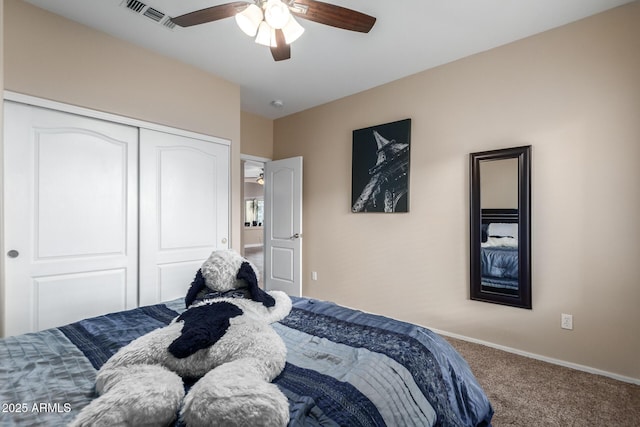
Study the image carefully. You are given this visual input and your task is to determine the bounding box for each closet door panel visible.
[3,102,138,337]
[34,269,127,331]
[156,261,203,303]
[139,129,229,306]
[37,128,127,258]
[158,147,218,249]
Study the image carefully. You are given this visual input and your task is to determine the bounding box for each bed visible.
[0,296,493,426]
[481,209,519,292]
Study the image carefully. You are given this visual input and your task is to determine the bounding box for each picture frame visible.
[351,118,411,213]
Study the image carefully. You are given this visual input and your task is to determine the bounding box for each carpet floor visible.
[446,337,640,426]
[244,246,264,285]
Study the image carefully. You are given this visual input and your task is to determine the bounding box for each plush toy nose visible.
[169,302,243,358]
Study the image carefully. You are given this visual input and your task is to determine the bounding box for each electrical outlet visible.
[561,313,573,330]
[311,271,318,281]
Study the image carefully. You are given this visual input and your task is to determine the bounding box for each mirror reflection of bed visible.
[481,209,519,295]
[479,155,519,296]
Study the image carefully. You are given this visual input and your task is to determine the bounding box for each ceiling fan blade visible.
[291,0,376,33]
[172,2,250,27]
[271,29,291,61]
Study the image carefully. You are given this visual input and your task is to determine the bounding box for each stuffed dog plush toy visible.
[71,249,292,427]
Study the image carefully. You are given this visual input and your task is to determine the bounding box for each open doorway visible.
[242,158,266,285]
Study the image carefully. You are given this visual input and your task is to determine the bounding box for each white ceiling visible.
[244,160,263,179]
[24,0,633,119]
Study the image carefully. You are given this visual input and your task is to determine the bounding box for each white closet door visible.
[139,129,229,306]
[3,102,138,336]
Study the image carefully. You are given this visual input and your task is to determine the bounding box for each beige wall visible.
[2,0,242,249]
[239,111,272,252]
[274,2,640,380]
[241,110,274,159]
[244,181,265,199]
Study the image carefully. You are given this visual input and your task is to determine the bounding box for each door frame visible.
[240,154,270,257]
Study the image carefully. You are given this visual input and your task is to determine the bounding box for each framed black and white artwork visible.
[351,118,411,213]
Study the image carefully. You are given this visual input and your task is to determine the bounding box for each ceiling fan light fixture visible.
[235,4,263,37]
[172,0,376,61]
[264,0,291,29]
[255,21,276,47]
[281,15,305,44]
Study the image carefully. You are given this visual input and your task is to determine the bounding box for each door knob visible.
[221,238,228,245]
[290,233,301,239]
[7,250,19,258]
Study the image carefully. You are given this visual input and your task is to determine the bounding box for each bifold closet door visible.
[3,102,139,337]
[138,129,230,306]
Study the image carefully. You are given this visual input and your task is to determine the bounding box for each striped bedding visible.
[0,297,493,426]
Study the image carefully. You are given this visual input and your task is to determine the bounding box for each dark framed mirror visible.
[470,145,531,309]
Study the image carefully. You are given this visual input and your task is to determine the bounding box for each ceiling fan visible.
[172,0,376,61]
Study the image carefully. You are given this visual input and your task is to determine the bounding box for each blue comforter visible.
[0,297,493,426]
[481,246,519,290]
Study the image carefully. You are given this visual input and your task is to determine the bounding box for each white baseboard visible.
[431,328,640,385]
[243,244,263,249]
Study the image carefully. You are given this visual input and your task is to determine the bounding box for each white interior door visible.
[3,102,138,336]
[139,129,229,305]
[264,156,303,296]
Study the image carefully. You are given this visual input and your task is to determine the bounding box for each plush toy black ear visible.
[185,269,206,308]
[237,261,275,307]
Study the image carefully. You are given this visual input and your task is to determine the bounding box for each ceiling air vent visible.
[162,19,176,30]
[143,7,164,22]
[125,0,145,13]
[121,0,175,30]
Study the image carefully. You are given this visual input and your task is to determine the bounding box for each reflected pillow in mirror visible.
[482,236,518,248]
[487,223,518,238]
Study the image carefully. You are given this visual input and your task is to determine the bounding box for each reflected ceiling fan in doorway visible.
[172,0,376,61]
